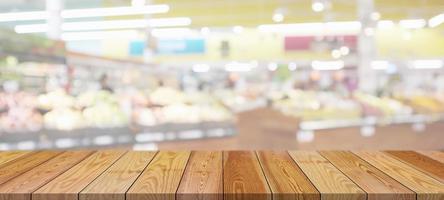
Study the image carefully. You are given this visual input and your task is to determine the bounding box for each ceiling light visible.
[268,62,278,71]
[0,11,47,22]
[272,13,284,23]
[340,46,350,55]
[331,49,341,59]
[192,64,210,73]
[312,2,325,12]
[371,60,390,70]
[377,20,394,29]
[370,12,381,21]
[61,30,140,41]
[411,60,443,69]
[61,5,169,18]
[399,19,426,29]
[311,60,344,70]
[257,21,361,36]
[225,62,253,72]
[288,62,297,71]
[429,13,444,28]
[233,26,244,34]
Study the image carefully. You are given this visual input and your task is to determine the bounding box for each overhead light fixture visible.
[192,64,210,73]
[257,21,361,36]
[399,19,426,29]
[371,60,390,70]
[429,13,444,28]
[331,49,341,59]
[272,13,284,23]
[225,62,253,72]
[15,17,191,33]
[411,60,443,69]
[233,26,244,34]
[0,5,170,22]
[61,30,140,41]
[151,28,192,38]
[311,60,344,70]
[312,2,325,12]
[377,20,394,29]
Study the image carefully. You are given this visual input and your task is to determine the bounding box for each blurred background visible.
[0,0,443,150]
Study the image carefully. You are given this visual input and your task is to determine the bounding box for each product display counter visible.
[0,151,443,200]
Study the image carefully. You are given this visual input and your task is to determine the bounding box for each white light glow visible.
[377,20,394,29]
[399,19,426,29]
[272,13,284,22]
[61,30,140,41]
[0,5,169,22]
[288,62,297,71]
[312,2,325,12]
[257,21,361,36]
[311,60,344,70]
[225,62,253,72]
[364,27,375,36]
[233,26,244,34]
[371,60,390,70]
[340,46,350,55]
[331,49,341,59]
[200,27,210,35]
[150,28,192,38]
[411,60,443,69]
[268,62,278,71]
[192,64,210,73]
[370,12,381,21]
[429,13,444,28]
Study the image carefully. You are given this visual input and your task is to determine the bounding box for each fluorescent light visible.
[272,13,284,22]
[371,60,390,70]
[61,30,140,41]
[399,19,426,29]
[377,20,394,29]
[0,11,47,22]
[61,5,169,18]
[312,2,325,12]
[0,5,169,22]
[257,21,361,35]
[311,60,344,70]
[15,17,191,34]
[411,60,443,69]
[225,62,253,72]
[151,28,192,38]
[192,64,210,73]
[429,13,444,28]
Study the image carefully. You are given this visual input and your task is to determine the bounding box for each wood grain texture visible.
[288,151,366,200]
[257,151,319,200]
[32,150,126,200]
[223,151,271,200]
[79,151,157,200]
[386,151,444,183]
[417,151,444,164]
[127,151,191,200]
[0,151,29,166]
[0,151,61,185]
[0,151,93,200]
[320,151,415,200]
[354,151,444,200]
[177,151,223,200]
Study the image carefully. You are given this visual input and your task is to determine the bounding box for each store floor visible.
[155,108,444,150]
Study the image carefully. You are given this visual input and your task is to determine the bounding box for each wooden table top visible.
[0,151,443,200]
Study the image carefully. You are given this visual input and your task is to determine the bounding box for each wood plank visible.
[288,151,366,200]
[223,151,271,200]
[354,151,444,200]
[320,151,415,200]
[417,151,444,163]
[79,151,157,200]
[127,151,191,200]
[386,151,444,183]
[32,150,126,200]
[177,151,223,200]
[0,151,61,185]
[0,151,93,200]
[0,151,30,166]
[256,151,319,200]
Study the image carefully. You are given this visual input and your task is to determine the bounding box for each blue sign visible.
[129,40,145,56]
[157,39,205,54]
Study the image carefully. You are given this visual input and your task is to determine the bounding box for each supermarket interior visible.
[0,0,444,151]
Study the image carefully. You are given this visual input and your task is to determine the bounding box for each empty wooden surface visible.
[257,151,319,200]
[33,150,126,200]
[289,151,366,200]
[0,151,443,200]
[80,151,157,200]
[386,151,444,182]
[127,151,191,200]
[224,151,271,200]
[354,151,444,200]
[417,151,444,163]
[177,151,223,200]
[320,151,415,200]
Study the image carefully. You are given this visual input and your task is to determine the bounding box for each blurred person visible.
[99,74,113,92]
